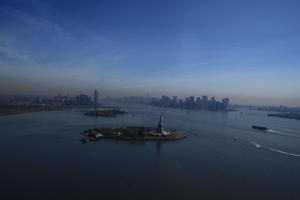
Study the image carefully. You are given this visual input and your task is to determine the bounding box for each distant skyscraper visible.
[222,98,230,109]
[210,97,217,110]
[211,97,216,102]
[196,97,201,109]
[190,96,195,102]
[76,94,91,105]
[94,90,99,108]
[172,96,178,104]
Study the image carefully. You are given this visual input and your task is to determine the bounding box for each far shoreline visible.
[0,105,120,116]
[0,105,64,116]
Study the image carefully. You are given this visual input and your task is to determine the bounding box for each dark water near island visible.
[1,101,300,200]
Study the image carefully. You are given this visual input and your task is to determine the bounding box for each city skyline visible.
[150,95,230,111]
[1,0,300,106]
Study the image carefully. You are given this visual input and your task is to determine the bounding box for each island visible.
[81,114,187,142]
[84,109,128,117]
[267,113,300,120]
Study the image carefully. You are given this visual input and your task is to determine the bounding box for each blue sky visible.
[0,0,300,106]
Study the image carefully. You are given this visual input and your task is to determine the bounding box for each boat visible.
[252,125,268,131]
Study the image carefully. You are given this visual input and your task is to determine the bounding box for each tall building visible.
[172,96,178,107]
[196,97,201,109]
[94,90,99,108]
[172,96,178,103]
[222,98,230,109]
[202,96,208,103]
[210,97,217,110]
[190,96,195,102]
[76,94,92,105]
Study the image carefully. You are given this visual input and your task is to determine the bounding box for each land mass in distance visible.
[84,109,128,117]
[81,127,186,142]
[268,113,300,120]
[0,105,63,116]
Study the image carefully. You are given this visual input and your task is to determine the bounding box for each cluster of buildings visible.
[53,90,100,106]
[150,95,230,111]
[119,96,150,104]
[53,94,92,105]
[0,95,43,106]
[0,90,100,107]
[235,104,300,113]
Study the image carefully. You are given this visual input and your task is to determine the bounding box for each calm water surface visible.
[1,102,300,199]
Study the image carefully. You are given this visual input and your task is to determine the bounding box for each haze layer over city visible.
[0,0,300,106]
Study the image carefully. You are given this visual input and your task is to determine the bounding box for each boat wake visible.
[267,129,300,139]
[250,141,300,158]
[250,141,261,148]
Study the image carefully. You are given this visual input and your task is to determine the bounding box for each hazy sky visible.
[0,0,300,106]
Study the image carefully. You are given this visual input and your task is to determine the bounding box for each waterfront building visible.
[94,90,99,108]
[190,96,195,102]
[172,96,178,106]
[222,98,230,109]
[210,97,216,110]
[76,94,92,105]
[202,96,208,103]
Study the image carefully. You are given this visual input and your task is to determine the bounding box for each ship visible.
[252,125,268,131]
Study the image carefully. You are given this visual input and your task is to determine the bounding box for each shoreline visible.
[82,127,187,142]
[267,113,300,120]
[84,109,128,117]
[0,105,122,116]
[0,105,63,116]
[87,134,187,141]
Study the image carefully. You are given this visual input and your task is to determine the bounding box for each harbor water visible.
[1,102,300,199]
